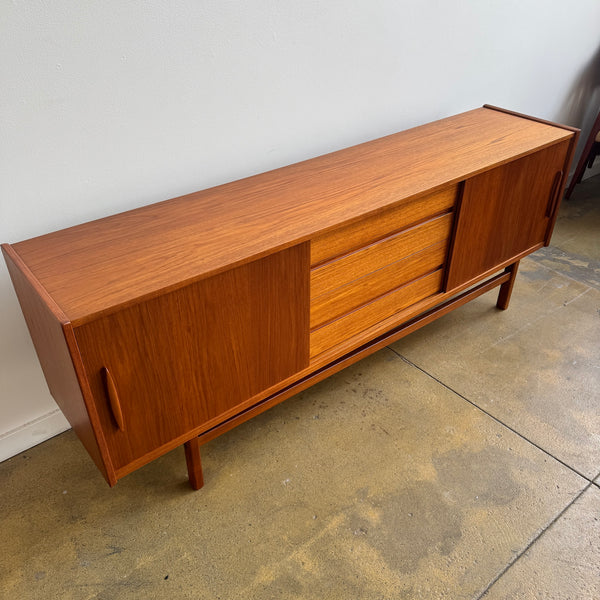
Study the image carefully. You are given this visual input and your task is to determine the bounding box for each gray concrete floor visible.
[1,177,599,600]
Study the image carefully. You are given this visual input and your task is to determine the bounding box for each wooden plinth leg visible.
[496,261,520,310]
[184,437,204,490]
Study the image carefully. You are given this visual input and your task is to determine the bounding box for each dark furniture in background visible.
[566,107,600,198]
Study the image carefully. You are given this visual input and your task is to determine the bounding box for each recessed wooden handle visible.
[102,367,125,431]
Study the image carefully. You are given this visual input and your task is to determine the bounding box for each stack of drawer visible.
[309,184,459,358]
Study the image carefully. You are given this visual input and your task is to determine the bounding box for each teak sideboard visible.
[2,106,578,490]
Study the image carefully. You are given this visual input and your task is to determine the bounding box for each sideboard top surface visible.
[8,106,573,324]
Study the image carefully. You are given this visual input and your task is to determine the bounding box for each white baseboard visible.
[0,409,71,463]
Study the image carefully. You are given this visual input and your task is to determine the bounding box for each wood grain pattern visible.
[310,184,457,266]
[311,241,448,329]
[445,140,570,290]
[310,252,534,369]
[194,269,514,450]
[2,107,578,489]
[110,243,538,482]
[311,213,453,300]
[73,245,309,471]
[10,107,573,324]
[310,269,443,357]
[1,244,116,485]
[483,105,580,134]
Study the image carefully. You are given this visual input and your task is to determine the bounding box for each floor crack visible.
[389,347,594,483]
[474,482,593,599]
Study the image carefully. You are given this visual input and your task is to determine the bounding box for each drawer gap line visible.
[310,208,454,270]
[310,240,448,303]
[310,266,445,333]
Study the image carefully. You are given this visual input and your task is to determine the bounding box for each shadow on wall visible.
[557,44,600,172]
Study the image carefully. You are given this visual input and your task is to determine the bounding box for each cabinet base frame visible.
[183,264,514,489]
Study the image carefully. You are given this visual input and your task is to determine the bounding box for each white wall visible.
[2,1,600,460]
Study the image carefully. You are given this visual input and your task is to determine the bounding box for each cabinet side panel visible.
[2,244,114,484]
[544,130,579,245]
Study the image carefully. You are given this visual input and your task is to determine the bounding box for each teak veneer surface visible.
[310,241,448,329]
[311,212,453,299]
[446,139,570,288]
[310,269,444,357]
[310,184,457,266]
[10,107,572,324]
[74,245,309,469]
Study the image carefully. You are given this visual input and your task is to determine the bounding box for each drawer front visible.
[311,240,447,329]
[311,184,458,266]
[311,212,453,300]
[310,269,443,357]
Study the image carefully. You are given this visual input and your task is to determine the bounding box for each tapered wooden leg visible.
[184,437,204,490]
[496,261,520,310]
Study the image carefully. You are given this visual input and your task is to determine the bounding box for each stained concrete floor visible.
[1,178,599,600]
